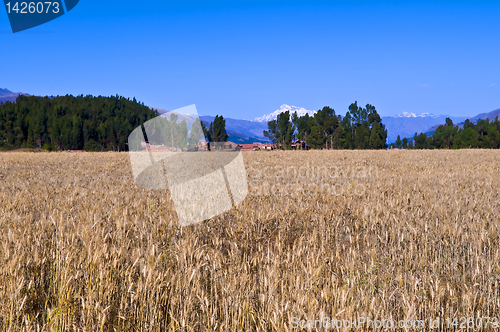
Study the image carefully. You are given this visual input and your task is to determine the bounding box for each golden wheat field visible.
[0,150,499,331]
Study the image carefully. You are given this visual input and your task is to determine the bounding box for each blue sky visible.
[1,0,499,119]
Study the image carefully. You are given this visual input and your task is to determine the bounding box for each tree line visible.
[0,94,158,151]
[396,116,500,149]
[0,94,232,152]
[264,102,388,149]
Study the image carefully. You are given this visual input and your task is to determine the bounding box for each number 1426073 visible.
[5,2,60,14]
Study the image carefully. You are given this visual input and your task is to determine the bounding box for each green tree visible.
[313,106,340,149]
[200,120,211,142]
[395,135,402,149]
[295,113,315,141]
[445,117,454,127]
[414,132,427,149]
[276,111,293,149]
[264,111,293,149]
[71,115,83,149]
[209,115,229,142]
[306,125,325,149]
[263,120,278,144]
[340,113,353,149]
[354,123,370,149]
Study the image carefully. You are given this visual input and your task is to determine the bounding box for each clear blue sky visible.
[1,0,499,119]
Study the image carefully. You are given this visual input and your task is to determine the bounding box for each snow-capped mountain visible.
[394,112,439,118]
[254,104,316,122]
[383,114,467,143]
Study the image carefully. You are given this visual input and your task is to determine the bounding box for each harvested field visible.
[0,150,499,331]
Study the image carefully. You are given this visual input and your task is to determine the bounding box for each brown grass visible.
[0,150,499,331]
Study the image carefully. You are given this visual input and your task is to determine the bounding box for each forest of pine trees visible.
[264,102,388,149]
[0,94,158,151]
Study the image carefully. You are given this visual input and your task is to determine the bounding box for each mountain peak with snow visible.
[394,112,440,118]
[254,104,316,122]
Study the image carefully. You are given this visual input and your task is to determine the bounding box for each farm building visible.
[198,142,240,151]
[238,143,276,151]
[140,142,181,152]
[214,141,240,150]
[291,140,309,150]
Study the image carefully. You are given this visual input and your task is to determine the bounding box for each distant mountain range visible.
[252,105,470,144]
[216,105,499,145]
[2,89,498,145]
[423,108,500,137]
[199,116,269,144]
[150,109,270,144]
[393,112,440,118]
[201,104,316,143]
[228,105,472,145]
[382,113,468,143]
[0,88,29,103]
[254,104,316,122]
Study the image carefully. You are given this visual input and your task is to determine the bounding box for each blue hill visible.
[199,116,270,144]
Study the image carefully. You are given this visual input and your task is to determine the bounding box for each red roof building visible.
[291,140,309,150]
[238,142,276,151]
